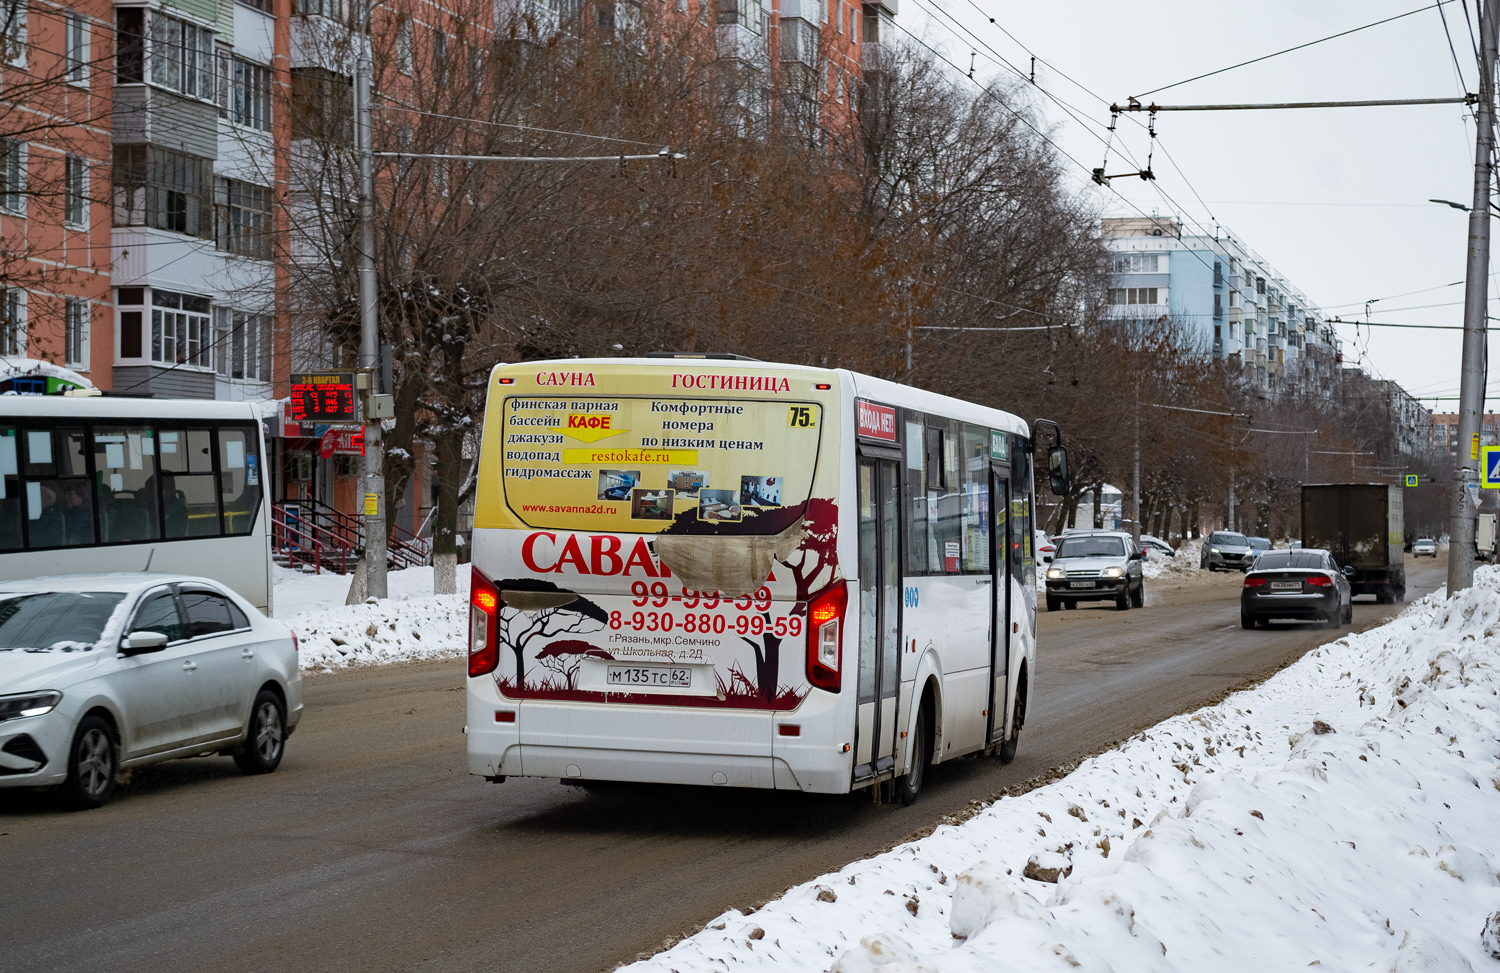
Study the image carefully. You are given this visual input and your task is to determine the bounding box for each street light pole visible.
[1448,0,1499,596]
[355,0,387,600]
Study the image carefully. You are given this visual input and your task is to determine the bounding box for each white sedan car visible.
[0,574,302,809]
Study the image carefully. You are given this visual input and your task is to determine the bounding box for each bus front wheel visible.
[897,700,933,806]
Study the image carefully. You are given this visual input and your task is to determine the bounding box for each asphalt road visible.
[0,554,1447,973]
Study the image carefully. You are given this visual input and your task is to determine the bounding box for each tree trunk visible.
[432,427,463,595]
[1092,483,1103,528]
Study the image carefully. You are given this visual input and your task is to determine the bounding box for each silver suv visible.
[1201,531,1255,572]
[1044,530,1145,612]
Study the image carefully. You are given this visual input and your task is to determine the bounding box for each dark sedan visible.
[1241,549,1352,629]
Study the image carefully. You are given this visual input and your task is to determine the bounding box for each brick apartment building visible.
[2,0,894,524]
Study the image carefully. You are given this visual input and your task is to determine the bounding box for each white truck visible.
[1477,513,1497,562]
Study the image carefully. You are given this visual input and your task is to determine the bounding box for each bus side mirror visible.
[1047,445,1070,497]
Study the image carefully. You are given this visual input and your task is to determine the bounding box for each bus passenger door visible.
[854,456,901,781]
[987,470,1011,744]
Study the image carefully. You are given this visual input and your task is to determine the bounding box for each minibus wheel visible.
[897,699,933,806]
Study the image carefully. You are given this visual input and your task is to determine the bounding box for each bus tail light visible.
[806,582,848,692]
[469,568,501,677]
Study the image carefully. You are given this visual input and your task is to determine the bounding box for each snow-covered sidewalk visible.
[628,571,1500,972]
[273,564,469,671]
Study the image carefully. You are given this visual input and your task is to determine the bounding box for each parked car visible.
[0,574,303,809]
[1034,530,1057,564]
[1246,536,1272,556]
[1141,534,1175,558]
[1240,549,1353,629]
[1201,531,1256,572]
[1412,538,1438,558]
[1044,529,1145,612]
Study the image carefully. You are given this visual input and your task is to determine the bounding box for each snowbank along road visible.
[0,555,1447,973]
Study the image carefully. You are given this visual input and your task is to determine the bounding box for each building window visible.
[1107,287,1160,306]
[64,156,87,226]
[1110,252,1163,274]
[65,12,88,83]
[0,138,24,214]
[294,0,339,17]
[64,298,89,368]
[218,179,272,259]
[730,0,764,33]
[150,289,212,368]
[222,56,271,131]
[212,307,271,380]
[0,288,22,355]
[148,11,215,100]
[1212,293,1222,316]
[290,67,352,140]
[835,0,842,31]
[113,146,213,239]
[3,0,26,67]
[396,18,412,74]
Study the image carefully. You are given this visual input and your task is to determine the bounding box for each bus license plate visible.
[607,665,692,688]
[1069,581,1095,589]
[1271,581,1301,591]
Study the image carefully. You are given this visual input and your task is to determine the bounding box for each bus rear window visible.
[500,396,823,535]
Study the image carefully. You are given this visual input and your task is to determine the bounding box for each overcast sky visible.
[908,0,1488,410]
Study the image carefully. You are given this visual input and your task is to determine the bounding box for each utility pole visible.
[1132,382,1142,549]
[1448,0,1499,596]
[355,0,387,600]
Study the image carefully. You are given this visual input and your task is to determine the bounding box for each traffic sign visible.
[1483,446,1500,488]
[1405,474,1419,487]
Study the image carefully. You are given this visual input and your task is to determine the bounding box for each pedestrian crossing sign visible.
[1405,474,1418,487]
[1484,446,1500,488]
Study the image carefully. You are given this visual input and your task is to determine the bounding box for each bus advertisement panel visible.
[472,365,841,722]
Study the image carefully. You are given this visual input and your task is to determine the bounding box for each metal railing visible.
[273,498,432,571]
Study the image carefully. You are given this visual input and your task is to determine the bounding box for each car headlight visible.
[1047,568,1064,580]
[1210,547,1219,554]
[0,691,63,722]
[1104,566,1123,578]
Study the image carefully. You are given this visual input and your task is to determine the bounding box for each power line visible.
[1131,2,1458,99]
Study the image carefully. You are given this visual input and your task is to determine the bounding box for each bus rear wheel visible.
[897,700,932,806]
[998,667,1027,765]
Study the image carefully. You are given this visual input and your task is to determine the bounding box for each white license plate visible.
[1069,581,1096,589]
[1270,581,1301,591]
[607,665,692,688]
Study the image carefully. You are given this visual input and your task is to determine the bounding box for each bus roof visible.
[491,358,1031,439]
[0,397,266,422]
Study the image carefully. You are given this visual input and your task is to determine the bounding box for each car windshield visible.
[1247,538,1271,550]
[1057,536,1127,558]
[1253,552,1328,571]
[0,592,126,653]
[1210,532,1248,547]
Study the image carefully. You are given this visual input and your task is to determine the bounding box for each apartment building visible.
[1,0,115,386]
[1100,217,1344,398]
[1430,412,1500,463]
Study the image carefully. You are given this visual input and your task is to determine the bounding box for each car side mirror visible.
[122,631,169,655]
[1341,565,1355,577]
[1132,549,1144,560]
[1047,444,1070,497]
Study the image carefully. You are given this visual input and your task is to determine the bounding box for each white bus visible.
[0,397,272,613]
[465,358,1068,802]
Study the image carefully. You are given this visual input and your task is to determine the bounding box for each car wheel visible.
[1344,601,1354,624]
[1395,585,1405,603]
[1131,578,1145,608]
[1116,589,1130,610]
[896,699,932,806]
[62,715,117,810]
[234,690,286,775]
[1046,595,1060,612]
[1064,600,1077,610]
[1240,611,1256,630]
[1325,607,1342,629]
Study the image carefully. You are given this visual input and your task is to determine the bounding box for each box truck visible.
[1301,484,1405,604]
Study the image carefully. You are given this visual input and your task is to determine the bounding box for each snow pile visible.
[275,564,470,671]
[628,570,1500,973]
[1142,537,1202,582]
[272,563,468,619]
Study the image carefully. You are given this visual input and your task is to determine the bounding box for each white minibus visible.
[465,357,1067,802]
[0,397,272,612]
